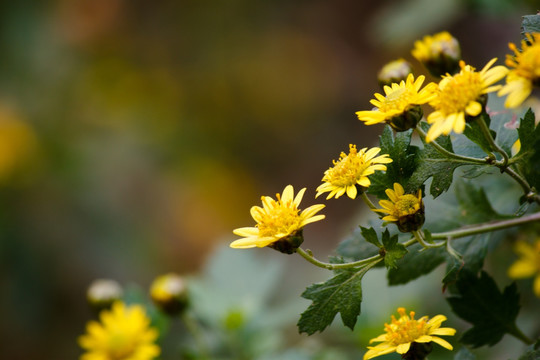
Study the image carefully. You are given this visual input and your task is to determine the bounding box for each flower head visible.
[316,145,392,200]
[78,301,160,360]
[231,185,325,253]
[425,58,508,142]
[150,273,189,315]
[364,307,456,360]
[412,31,461,77]
[498,33,540,108]
[377,58,413,88]
[86,279,123,312]
[373,183,424,232]
[508,238,540,297]
[356,74,436,131]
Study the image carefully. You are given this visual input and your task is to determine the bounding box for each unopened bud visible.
[412,31,461,77]
[86,279,123,312]
[150,273,189,315]
[378,59,413,89]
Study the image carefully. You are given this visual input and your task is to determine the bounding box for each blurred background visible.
[0,0,537,359]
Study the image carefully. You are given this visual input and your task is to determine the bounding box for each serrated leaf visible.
[447,271,522,348]
[368,125,419,198]
[462,115,493,156]
[381,228,407,269]
[407,123,465,198]
[360,226,382,248]
[387,243,446,285]
[454,179,511,223]
[516,109,540,190]
[297,262,378,334]
[336,227,381,261]
[522,14,540,35]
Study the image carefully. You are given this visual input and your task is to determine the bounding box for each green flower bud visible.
[268,230,304,254]
[388,105,424,132]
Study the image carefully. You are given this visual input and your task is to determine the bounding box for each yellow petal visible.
[430,336,454,350]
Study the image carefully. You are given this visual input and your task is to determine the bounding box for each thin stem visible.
[361,192,377,210]
[477,113,509,167]
[181,311,211,360]
[295,247,381,270]
[431,211,540,240]
[504,167,540,204]
[412,229,445,248]
[415,126,488,165]
[509,323,535,345]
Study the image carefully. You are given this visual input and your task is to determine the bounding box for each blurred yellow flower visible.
[356,74,436,131]
[426,58,508,142]
[377,58,413,88]
[316,145,392,200]
[373,183,424,232]
[150,273,189,315]
[78,301,160,360]
[231,185,325,251]
[498,33,540,108]
[364,307,456,360]
[411,31,461,77]
[508,239,540,297]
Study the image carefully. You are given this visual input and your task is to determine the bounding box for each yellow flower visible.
[412,31,461,77]
[150,273,189,315]
[498,33,540,108]
[425,58,508,142]
[231,185,325,253]
[377,58,413,88]
[508,239,540,297]
[316,145,392,200]
[78,301,160,360]
[356,74,436,131]
[364,307,456,360]
[373,183,424,232]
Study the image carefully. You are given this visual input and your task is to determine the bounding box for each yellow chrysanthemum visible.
[364,307,456,360]
[411,31,461,77]
[78,301,160,360]
[356,74,436,131]
[508,239,540,297]
[316,145,392,200]
[230,185,325,252]
[373,183,424,232]
[498,33,540,108]
[425,58,508,142]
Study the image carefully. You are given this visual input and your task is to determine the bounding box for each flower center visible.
[436,69,483,115]
[385,308,427,345]
[108,332,136,359]
[326,146,369,187]
[379,87,413,113]
[394,194,420,217]
[257,196,301,237]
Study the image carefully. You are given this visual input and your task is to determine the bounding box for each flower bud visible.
[268,230,304,254]
[388,105,424,132]
[412,31,461,77]
[377,59,413,89]
[86,279,123,312]
[150,273,189,315]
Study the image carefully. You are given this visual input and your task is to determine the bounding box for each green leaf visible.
[336,227,381,261]
[516,109,540,190]
[462,115,493,156]
[454,179,511,223]
[447,271,522,348]
[368,125,419,198]
[297,262,377,334]
[407,123,465,198]
[381,229,407,269]
[387,243,446,285]
[360,226,382,248]
[518,349,540,360]
[522,14,540,35]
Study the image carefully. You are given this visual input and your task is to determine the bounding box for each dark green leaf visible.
[381,228,407,269]
[516,109,540,190]
[298,263,377,334]
[454,179,511,223]
[522,14,540,36]
[368,125,419,198]
[447,271,521,348]
[407,123,465,198]
[360,226,382,248]
[336,227,381,261]
[518,349,540,360]
[462,115,493,156]
[454,347,476,360]
[387,243,446,285]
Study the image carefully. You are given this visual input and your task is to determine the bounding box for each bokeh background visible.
[0,0,538,359]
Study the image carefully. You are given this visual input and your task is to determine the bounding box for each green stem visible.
[504,167,540,204]
[477,113,509,167]
[508,323,535,345]
[415,126,487,165]
[361,192,377,210]
[181,311,211,360]
[297,212,540,270]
